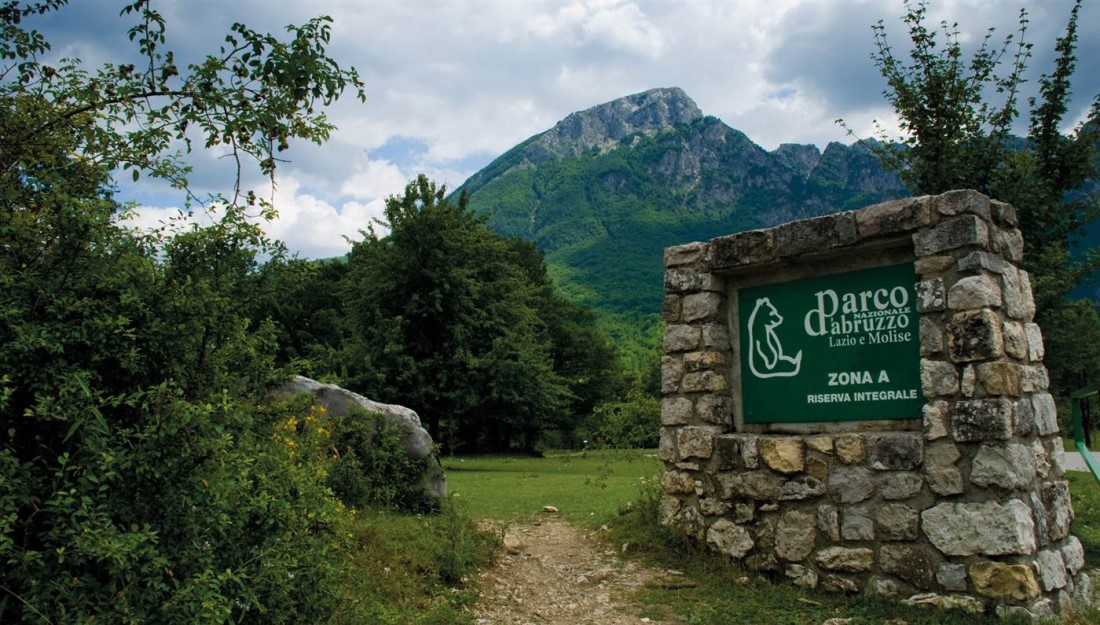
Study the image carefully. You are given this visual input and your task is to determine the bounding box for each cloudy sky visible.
[31,0,1100,258]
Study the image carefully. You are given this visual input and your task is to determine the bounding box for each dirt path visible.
[470,516,682,625]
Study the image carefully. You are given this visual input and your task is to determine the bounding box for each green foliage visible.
[585,383,661,449]
[851,0,1100,396]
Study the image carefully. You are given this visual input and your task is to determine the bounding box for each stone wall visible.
[660,190,1090,618]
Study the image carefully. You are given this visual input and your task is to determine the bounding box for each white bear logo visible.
[747,297,803,379]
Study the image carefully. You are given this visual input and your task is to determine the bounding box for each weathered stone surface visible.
[701,323,732,350]
[822,575,860,593]
[662,470,695,495]
[696,395,732,426]
[661,355,683,394]
[1041,481,1073,542]
[683,350,728,372]
[760,438,805,474]
[882,472,923,500]
[876,504,920,541]
[937,563,968,592]
[784,564,819,589]
[1002,267,1036,321]
[976,362,1021,397]
[708,229,776,270]
[923,400,950,441]
[276,376,446,498]
[665,267,723,293]
[1025,323,1045,362]
[681,371,729,393]
[662,497,705,540]
[1002,321,1027,360]
[948,274,1003,310]
[855,196,931,237]
[682,292,722,323]
[677,426,719,460]
[1037,549,1068,591]
[952,398,1013,442]
[881,544,938,589]
[661,397,693,426]
[925,442,964,495]
[658,428,677,461]
[922,500,1037,556]
[776,511,816,561]
[867,576,901,597]
[957,250,1010,274]
[934,189,992,220]
[913,214,989,256]
[718,470,783,501]
[971,443,1036,491]
[970,561,1041,600]
[740,435,759,469]
[991,199,1018,226]
[664,324,701,352]
[706,519,754,558]
[1062,536,1085,575]
[947,309,1003,362]
[665,242,705,267]
[828,465,875,503]
[1032,393,1058,437]
[920,318,944,356]
[902,593,984,614]
[915,278,946,312]
[841,506,874,541]
[915,254,955,277]
[960,365,976,397]
[869,433,923,470]
[778,476,826,501]
[993,227,1025,262]
[921,359,959,398]
[1013,399,1035,437]
[1074,572,1093,607]
[815,546,874,572]
[663,293,682,323]
[776,212,857,257]
[818,504,840,541]
[699,497,731,516]
[806,435,833,454]
[1020,365,1049,393]
[835,434,865,464]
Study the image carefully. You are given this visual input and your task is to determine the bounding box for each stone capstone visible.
[922,500,1036,556]
[273,376,446,498]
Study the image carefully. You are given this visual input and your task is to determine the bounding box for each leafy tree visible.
[847,0,1100,394]
[1,1,365,621]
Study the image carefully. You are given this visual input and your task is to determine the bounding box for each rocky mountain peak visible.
[532,87,703,160]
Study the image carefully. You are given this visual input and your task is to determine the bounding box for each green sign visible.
[738,263,921,423]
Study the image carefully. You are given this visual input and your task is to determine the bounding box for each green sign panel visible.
[738,263,921,423]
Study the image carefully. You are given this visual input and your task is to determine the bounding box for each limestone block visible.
[760,438,805,474]
[947,309,1003,362]
[1037,548,1068,591]
[708,229,776,271]
[976,362,1022,397]
[822,575,860,593]
[718,471,783,501]
[867,576,901,597]
[1002,321,1027,360]
[952,398,1013,442]
[922,500,1037,556]
[658,427,677,461]
[817,504,840,541]
[920,318,944,356]
[915,254,955,277]
[806,457,828,481]
[1032,439,1052,480]
[665,267,722,293]
[662,470,695,495]
[775,212,858,257]
[677,426,719,460]
[735,502,754,523]
[915,278,946,312]
[1074,573,1093,607]
[660,355,683,394]
[902,593,983,614]
[937,563,968,592]
[921,359,959,398]
[957,250,1010,274]
[1031,492,1052,549]
[666,499,706,540]
[681,371,728,393]
[663,293,682,323]
[1041,481,1073,542]
[776,510,816,561]
[806,435,833,454]
[923,400,950,441]
[934,189,992,220]
[1013,399,1035,437]
[701,323,732,350]
[778,476,827,501]
[835,434,865,464]
[924,442,964,495]
[960,365,976,397]
[969,561,1040,600]
[740,435,759,469]
[682,292,722,323]
[1020,365,1049,393]
[882,472,923,500]
[913,214,989,256]
[684,350,728,372]
[869,433,923,470]
[706,519,754,558]
[875,503,920,541]
[948,274,1003,310]
[855,196,932,238]
[699,497,731,516]
[664,242,705,267]
[664,324,701,352]
[991,199,1018,226]
[1025,323,1045,362]
[785,564,819,589]
[841,506,874,541]
[1002,267,1036,321]
[1062,536,1085,575]
[881,545,939,589]
[1032,393,1058,436]
[828,465,876,503]
[993,227,1025,263]
[970,443,1036,491]
[815,546,874,572]
[661,396,693,426]
[697,395,732,426]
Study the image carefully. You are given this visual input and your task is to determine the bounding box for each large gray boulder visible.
[274,375,446,499]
